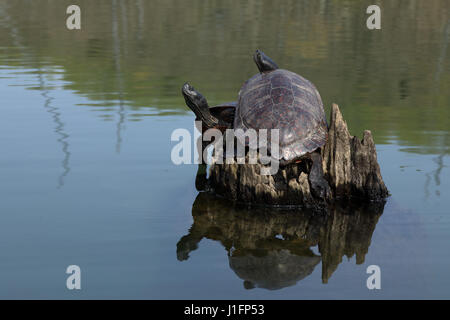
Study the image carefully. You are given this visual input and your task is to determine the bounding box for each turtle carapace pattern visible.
[235,50,328,163]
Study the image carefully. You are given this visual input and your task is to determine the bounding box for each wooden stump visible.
[201,104,388,207]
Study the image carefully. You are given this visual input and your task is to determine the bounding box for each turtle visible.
[182,50,330,199]
[182,83,235,133]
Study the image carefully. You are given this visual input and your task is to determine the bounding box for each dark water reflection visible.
[0,0,449,298]
[178,193,384,289]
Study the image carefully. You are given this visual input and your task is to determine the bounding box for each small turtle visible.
[182,50,330,198]
[182,83,235,133]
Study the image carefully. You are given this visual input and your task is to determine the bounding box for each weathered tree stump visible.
[201,104,388,207]
[322,104,388,200]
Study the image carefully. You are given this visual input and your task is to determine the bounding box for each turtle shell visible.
[234,69,328,162]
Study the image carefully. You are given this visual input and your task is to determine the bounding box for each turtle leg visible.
[195,164,208,191]
[176,228,204,261]
[210,103,236,126]
[182,83,226,129]
[194,131,209,191]
[308,151,332,200]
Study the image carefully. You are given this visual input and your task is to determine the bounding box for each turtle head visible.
[182,82,219,128]
[182,82,208,112]
[254,49,279,73]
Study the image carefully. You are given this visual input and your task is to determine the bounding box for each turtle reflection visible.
[177,193,384,289]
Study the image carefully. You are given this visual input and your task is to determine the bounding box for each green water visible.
[0,0,449,298]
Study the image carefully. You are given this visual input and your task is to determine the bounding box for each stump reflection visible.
[177,193,385,289]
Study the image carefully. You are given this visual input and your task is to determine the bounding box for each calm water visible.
[0,0,449,299]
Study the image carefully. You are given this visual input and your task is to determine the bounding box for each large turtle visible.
[182,50,330,198]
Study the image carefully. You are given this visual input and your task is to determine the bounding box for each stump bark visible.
[200,103,388,207]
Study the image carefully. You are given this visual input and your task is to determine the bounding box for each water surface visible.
[0,0,449,299]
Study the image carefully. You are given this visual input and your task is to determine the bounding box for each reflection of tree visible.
[38,72,71,188]
[319,202,383,283]
[0,2,71,188]
[434,19,450,84]
[112,0,126,153]
[1,0,449,152]
[424,133,449,198]
[177,193,384,289]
